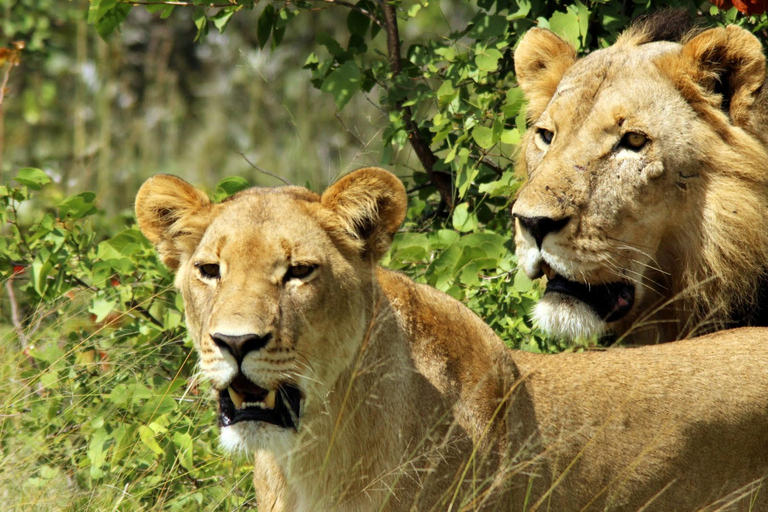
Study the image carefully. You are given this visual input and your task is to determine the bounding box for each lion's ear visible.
[135,174,213,270]
[321,167,407,262]
[680,25,765,126]
[514,28,577,121]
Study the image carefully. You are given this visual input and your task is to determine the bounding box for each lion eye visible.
[620,132,648,150]
[285,264,316,281]
[196,263,220,279]
[536,128,554,145]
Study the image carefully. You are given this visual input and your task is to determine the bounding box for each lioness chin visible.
[512,14,768,344]
[136,167,768,511]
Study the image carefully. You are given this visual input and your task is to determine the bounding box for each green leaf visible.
[215,176,250,200]
[173,432,194,471]
[257,4,275,48]
[193,8,208,42]
[452,203,478,233]
[514,269,534,293]
[468,14,508,39]
[213,8,237,33]
[392,232,430,262]
[501,128,520,145]
[87,0,118,23]
[475,48,503,72]
[549,10,581,48]
[436,81,457,107]
[321,61,361,110]
[14,168,51,190]
[347,8,370,37]
[90,297,117,324]
[502,87,525,118]
[317,32,344,57]
[111,425,135,465]
[456,161,478,198]
[94,3,131,39]
[87,427,110,480]
[59,192,98,219]
[472,125,495,150]
[31,257,53,297]
[139,425,165,455]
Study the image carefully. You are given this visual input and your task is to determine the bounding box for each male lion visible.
[512,18,768,343]
[136,168,768,511]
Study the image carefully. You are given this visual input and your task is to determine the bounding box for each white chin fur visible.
[533,293,606,341]
[219,422,295,456]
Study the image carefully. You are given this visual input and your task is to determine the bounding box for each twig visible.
[470,154,504,176]
[237,152,293,186]
[0,56,14,109]
[380,1,454,207]
[302,0,383,28]
[124,1,236,6]
[0,42,23,177]
[5,275,44,396]
[6,276,29,350]
[126,300,165,329]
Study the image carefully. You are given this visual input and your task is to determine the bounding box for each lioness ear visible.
[679,25,765,126]
[514,28,577,121]
[321,167,407,261]
[135,174,213,270]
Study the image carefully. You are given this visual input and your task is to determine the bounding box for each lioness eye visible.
[621,132,648,150]
[285,264,315,281]
[196,263,220,279]
[536,128,554,145]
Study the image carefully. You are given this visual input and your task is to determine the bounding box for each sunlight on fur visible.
[136,160,768,511]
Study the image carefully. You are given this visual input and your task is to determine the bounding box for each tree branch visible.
[237,152,292,185]
[124,1,235,6]
[380,1,453,208]
[303,0,383,28]
[470,154,504,176]
[6,277,29,350]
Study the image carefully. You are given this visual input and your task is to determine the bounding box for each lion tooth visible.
[228,387,244,409]
[264,390,276,409]
[541,262,556,280]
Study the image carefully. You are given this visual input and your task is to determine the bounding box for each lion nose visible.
[211,332,272,365]
[513,214,570,249]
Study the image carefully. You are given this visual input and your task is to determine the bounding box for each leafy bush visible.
[0,171,256,509]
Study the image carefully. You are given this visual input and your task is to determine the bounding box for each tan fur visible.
[136,168,768,511]
[511,25,768,344]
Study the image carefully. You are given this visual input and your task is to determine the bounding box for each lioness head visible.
[512,19,768,342]
[135,168,406,452]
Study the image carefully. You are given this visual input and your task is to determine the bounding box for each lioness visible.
[512,17,768,343]
[137,168,767,511]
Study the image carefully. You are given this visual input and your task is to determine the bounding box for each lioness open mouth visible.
[544,274,635,323]
[219,373,302,429]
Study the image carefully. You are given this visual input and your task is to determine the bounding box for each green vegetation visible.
[1,0,767,509]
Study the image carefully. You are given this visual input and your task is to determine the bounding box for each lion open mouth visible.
[544,272,635,323]
[219,373,302,429]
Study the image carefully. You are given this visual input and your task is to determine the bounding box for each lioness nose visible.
[211,332,272,364]
[514,214,570,249]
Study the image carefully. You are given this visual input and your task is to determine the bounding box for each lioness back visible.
[512,14,768,344]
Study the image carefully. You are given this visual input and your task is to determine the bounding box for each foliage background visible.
[1,0,766,509]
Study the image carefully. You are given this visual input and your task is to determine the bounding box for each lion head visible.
[135,168,406,455]
[511,19,768,343]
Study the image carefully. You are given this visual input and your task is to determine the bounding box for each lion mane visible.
[512,14,768,343]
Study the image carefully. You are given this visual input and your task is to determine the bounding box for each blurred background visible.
[2,0,476,214]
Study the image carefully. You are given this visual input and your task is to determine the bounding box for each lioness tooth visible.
[228,387,244,409]
[541,262,555,280]
[264,390,276,409]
